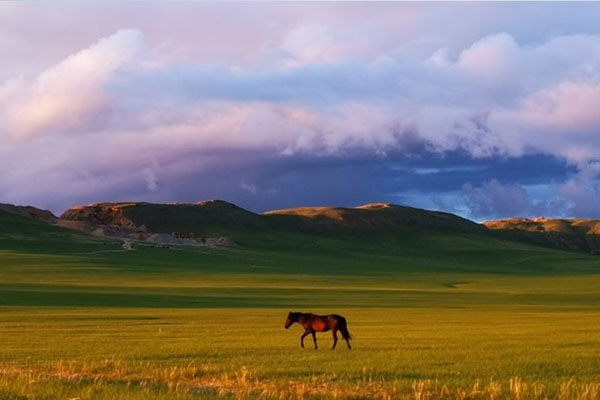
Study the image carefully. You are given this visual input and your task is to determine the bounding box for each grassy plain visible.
[1,210,600,399]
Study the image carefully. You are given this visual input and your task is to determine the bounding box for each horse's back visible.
[305,313,348,332]
[328,314,346,324]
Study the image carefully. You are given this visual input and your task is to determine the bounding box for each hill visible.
[0,207,99,254]
[4,199,600,255]
[58,200,484,238]
[1,198,599,256]
[60,201,261,232]
[12,200,598,254]
[57,200,260,245]
[265,202,484,233]
[485,217,600,254]
[0,203,57,223]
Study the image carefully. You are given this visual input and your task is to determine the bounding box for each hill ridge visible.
[3,200,600,254]
[0,203,57,223]
[485,217,600,254]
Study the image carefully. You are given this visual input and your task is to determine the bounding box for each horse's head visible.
[284,311,297,329]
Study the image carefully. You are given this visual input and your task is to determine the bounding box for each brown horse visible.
[284,311,352,350]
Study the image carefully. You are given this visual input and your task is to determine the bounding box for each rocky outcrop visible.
[60,203,138,228]
[484,217,600,254]
[57,204,150,241]
[143,233,232,247]
[58,202,235,247]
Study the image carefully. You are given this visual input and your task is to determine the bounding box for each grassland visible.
[1,210,600,399]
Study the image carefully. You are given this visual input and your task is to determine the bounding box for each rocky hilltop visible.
[485,217,600,254]
[58,201,242,247]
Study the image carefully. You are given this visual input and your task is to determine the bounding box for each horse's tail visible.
[339,318,352,340]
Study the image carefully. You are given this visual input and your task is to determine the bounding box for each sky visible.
[1,2,600,220]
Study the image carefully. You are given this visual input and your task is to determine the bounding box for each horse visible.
[284,311,352,350]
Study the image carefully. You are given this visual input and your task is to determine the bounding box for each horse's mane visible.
[290,311,314,320]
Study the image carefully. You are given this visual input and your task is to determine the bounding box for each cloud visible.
[459,166,600,219]
[558,162,600,218]
[457,32,521,84]
[1,9,600,218]
[240,181,257,194]
[460,180,555,220]
[142,168,158,192]
[279,22,392,67]
[1,29,144,139]
[98,30,600,165]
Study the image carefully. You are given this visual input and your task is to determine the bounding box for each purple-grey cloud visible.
[461,180,555,220]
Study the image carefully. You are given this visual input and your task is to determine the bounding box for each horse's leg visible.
[344,336,352,349]
[300,331,310,349]
[332,330,338,350]
[311,331,317,349]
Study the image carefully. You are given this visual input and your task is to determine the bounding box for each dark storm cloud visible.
[92,147,576,219]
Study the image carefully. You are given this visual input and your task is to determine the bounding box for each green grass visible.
[2,211,600,399]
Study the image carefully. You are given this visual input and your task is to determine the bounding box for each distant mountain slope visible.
[265,202,484,233]
[0,203,57,223]
[59,200,484,236]
[485,218,600,254]
[0,208,92,245]
[4,199,600,256]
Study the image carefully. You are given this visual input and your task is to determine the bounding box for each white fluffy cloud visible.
[1,30,145,139]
